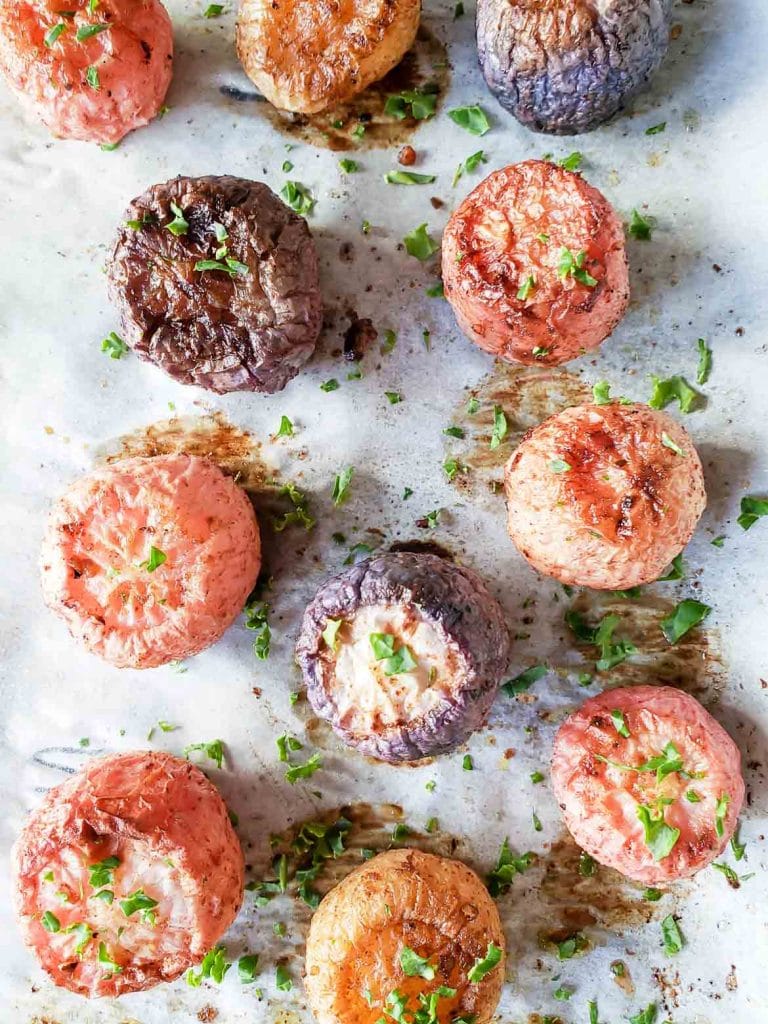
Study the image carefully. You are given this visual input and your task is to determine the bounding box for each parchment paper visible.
[1,1,767,1021]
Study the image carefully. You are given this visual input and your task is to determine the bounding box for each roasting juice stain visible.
[447,364,591,493]
[97,412,314,575]
[258,802,464,925]
[101,412,271,495]
[389,539,455,560]
[562,591,724,705]
[256,26,450,151]
[537,833,664,948]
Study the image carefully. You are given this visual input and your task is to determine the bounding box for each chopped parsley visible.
[696,338,712,384]
[502,665,548,696]
[119,888,158,924]
[339,159,359,173]
[636,803,680,860]
[553,985,573,1001]
[659,599,711,644]
[385,391,403,405]
[486,838,534,897]
[41,911,60,932]
[557,151,583,171]
[516,274,536,301]
[344,542,375,565]
[285,753,322,784]
[194,257,248,276]
[44,22,67,47]
[661,431,686,457]
[275,415,294,438]
[643,887,663,902]
[320,378,340,392]
[629,1004,658,1024]
[629,209,653,240]
[661,914,684,955]
[557,247,597,286]
[403,223,438,261]
[203,3,224,15]
[426,281,445,297]
[187,945,230,986]
[715,793,730,837]
[400,946,436,980]
[467,397,480,414]
[385,171,437,185]
[463,754,474,771]
[75,23,108,41]
[443,458,462,481]
[490,405,508,450]
[448,105,491,136]
[452,149,487,187]
[101,332,128,359]
[610,708,631,738]
[565,610,636,671]
[550,458,571,473]
[392,822,411,842]
[88,855,120,889]
[556,933,587,960]
[579,851,596,877]
[370,633,417,675]
[97,941,122,975]
[646,122,666,135]
[276,733,303,762]
[165,200,189,236]
[737,495,768,530]
[238,954,259,983]
[530,770,544,784]
[141,545,166,572]
[281,181,315,216]
[244,597,271,659]
[384,89,438,121]
[658,552,685,581]
[321,618,343,651]
[467,942,502,982]
[648,375,700,413]
[183,738,225,770]
[332,466,354,506]
[381,328,397,354]
[731,825,746,861]
[85,65,100,89]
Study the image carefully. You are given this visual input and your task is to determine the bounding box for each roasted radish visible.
[0,0,173,144]
[504,402,705,590]
[551,686,744,883]
[442,160,629,367]
[40,454,261,668]
[476,0,672,135]
[12,750,244,997]
[295,552,510,763]
[305,848,505,1024]
[236,0,421,114]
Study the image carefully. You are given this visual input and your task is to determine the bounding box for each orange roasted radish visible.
[442,160,629,366]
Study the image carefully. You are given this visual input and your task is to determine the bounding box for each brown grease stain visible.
[266,803,464,920]
[258,26,449,151]
[389,539,455,560]
[538,833,662,946]
[565,592,724,705]
[447,364,591,493]
[101,412,271,496]
[98,412,315,575]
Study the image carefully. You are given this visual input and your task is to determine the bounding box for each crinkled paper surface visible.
[1,1,767,1021]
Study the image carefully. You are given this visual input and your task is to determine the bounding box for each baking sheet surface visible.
[1,0,768,1021]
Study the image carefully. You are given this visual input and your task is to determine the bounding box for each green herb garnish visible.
[448,105,491,136]
[660,599,711,644]
[403,223,438,261]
